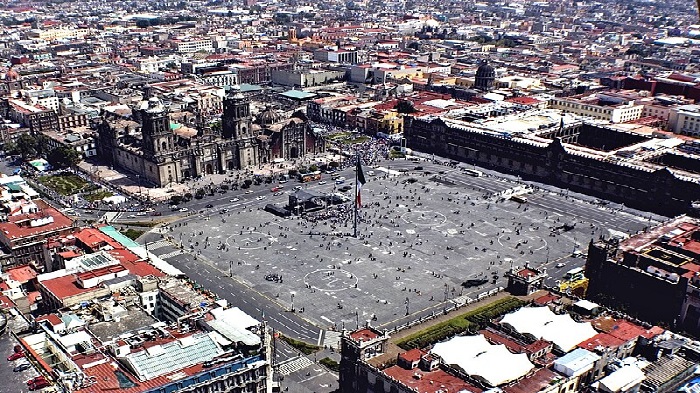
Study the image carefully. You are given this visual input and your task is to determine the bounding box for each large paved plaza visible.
[141,158,665,342]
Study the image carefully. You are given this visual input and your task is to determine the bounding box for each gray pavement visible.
[141,158,663,339]
[1,310,43,393]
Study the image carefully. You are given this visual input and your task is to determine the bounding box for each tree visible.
[47,146,81,169]
[11,134,40,160]
[395,100,417,114]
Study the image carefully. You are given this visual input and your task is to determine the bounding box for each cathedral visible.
[97,86,325,187]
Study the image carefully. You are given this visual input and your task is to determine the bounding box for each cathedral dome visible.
[258,106,280,126]
[474,60,495,91]
[476,61,495,79]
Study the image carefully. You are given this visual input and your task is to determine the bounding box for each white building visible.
[550,95,643,123]
[668,104,700,137]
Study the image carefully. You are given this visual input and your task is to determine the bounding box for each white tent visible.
[103,195,127,204]
[500,307,598,352]
[431,335,534,387]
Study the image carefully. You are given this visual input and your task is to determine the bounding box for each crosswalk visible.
[158,249,185,260]
[277,356,314,376]
[146,240,173,251]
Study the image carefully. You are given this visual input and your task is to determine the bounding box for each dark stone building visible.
[405,116,700,216]
[97,87,325,187]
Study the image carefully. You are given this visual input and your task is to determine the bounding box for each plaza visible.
[142,158,664,338]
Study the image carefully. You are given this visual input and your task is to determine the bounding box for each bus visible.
[562,267,585,282]
[510,195,528,203]
[299,171,322,183]
[463,168,483,177]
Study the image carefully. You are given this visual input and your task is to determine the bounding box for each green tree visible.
[47,146,81,169]
[12,134,39,160]
[395,100,417,114]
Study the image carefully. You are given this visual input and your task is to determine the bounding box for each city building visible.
[585,215,700,335]
[98,87,324,187]
[405,114,700,215]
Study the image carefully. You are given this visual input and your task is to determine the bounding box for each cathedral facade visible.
[97,87,325,187]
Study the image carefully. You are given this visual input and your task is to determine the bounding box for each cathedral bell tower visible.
[222,85,252,140]
[141,97,173,158]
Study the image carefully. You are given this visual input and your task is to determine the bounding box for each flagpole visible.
[354,151,358,238]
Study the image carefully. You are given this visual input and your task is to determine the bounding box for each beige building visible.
[550,95,643,123]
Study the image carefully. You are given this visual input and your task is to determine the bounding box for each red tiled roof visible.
[349,328,379,341]
[503,368,559,393]
[75,227,117,249]
[0,206,73,240]
[383,365,483,393]
[5,265,37,283]
[40,274,99,300]
[578,333,625,351]
[58,250,82,259]
[76,265,126,281]
[36,313,62,326]
[399,348,425,363]
[507,96,541,105]
[533,292,561,306]
[107,249,165,278]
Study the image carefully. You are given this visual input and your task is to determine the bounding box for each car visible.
[293,185,302,191]
[414,166,424,170]
[178,208,188,212]
[229,198,240,202]
[136,212,147,216]
[256,196,266,201]
[335,179,345,185]
[8,352,24,361]
[151,212,162,216]
[271,187,280,192]
[318,181,327,185]
[27,376,47,386]
[205,204,214,208]
[279,179,288,183]
[245,190,253,194]
[556,263,566,268]
[13,363,30,372]
[29,380,50,390]
[169,205,179,211]
[367,171,375,176]
[219,209,229,214]
[127,214,136,218]
[339,185,352,192]
[273,192,283,196]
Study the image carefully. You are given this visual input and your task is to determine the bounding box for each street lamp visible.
[290,292,296,312]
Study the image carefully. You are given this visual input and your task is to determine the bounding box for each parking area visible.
[1,310,47,392]
[144,159,663,334]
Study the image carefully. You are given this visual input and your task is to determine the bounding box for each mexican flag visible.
[356,159,366,207]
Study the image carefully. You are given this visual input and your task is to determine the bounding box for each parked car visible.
[13,363,30,372]
[151,212,162,216]
[256,196,266,201]
[7,352,24,361]
[27,376,47,386]
[29,379,50,390]
[205,204,214,208]
[229,198,240,202]
[556,263,566,268]
[318,181,327,185]
[178,208,188,212]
